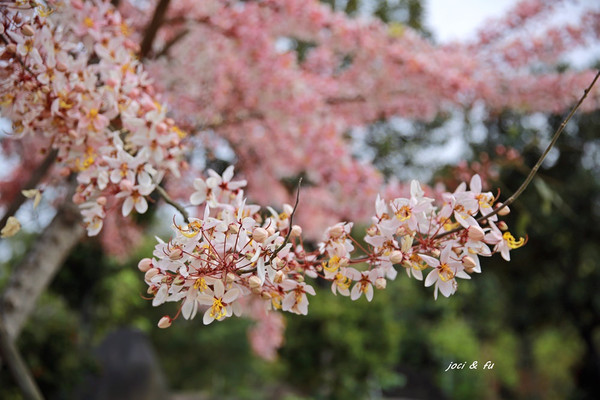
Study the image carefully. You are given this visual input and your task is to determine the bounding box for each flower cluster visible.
[140,168,525,327]
[0,0,185,236]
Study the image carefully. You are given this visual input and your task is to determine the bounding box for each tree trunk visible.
[1,200,85,339]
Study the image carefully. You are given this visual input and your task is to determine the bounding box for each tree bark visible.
[1,199,85,339]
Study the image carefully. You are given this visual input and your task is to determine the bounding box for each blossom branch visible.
[434,69,600,241]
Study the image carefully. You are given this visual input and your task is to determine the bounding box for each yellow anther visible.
[179,220,202,238]
[172,125,186,138]
[84,17,94,28]
[271,294,282,309]
[323,255,341,273]
[444,221,460,231]
[334,272,351,290]
[209,298,226,319]
[120,22,130,36]
[1,94,15,106]
[503,232,526,249]
[396,205,412,221]
[193,278,207,291]
[438,263,455,282]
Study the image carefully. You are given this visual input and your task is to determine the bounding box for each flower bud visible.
[395,226,408,236]
[249,275,262,289]
[21,24,35,37]
[252,227,268,243]
[290,225,302,237]
[261,291,271,300]
[375,277,387,290]
[295,274,304,283]
[147,285,158,295]
[389,250,403,264]
[137,257,153,272]
[157,316,172,329]
[367,225,377,236]
[468,226,485,241]
[273,257,286,269]
[329,225,344,239]
[156,122,167,134]
[72,192,85,204]
[6,43,17,54]
[169,247,183,260]
[96,196,107,206]
[463,256,477,273]
[56,61,68,73]
[497,221,508,231]
[495,203,510,216]
[431,248,441,258]
[226,272,236,284]
[173,275,186,285]
[144,268,159,281]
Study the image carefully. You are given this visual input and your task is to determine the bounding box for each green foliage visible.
[532,328,584,400]
[279,283,401,399]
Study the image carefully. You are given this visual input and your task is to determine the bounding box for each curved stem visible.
[434,69,600,241]
[270,178,302,263]
[156,185,190,222]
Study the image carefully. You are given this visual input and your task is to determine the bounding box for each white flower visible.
[197,280,241,324]
[281,280,316,315]
[421,245,470,300]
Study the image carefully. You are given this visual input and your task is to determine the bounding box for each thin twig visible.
[156,185,190,222]
[269,178,302,263]
[434,69,600,241]
[155,28,189,58]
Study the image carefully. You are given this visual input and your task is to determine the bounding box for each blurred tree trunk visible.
[1,199,84,339]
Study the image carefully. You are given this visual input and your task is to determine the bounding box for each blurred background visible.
[2,0,600,399]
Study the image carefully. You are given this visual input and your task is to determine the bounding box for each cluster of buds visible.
[140,168,525,327]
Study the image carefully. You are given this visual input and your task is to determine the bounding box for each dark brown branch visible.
[325,95,366,105]
[140,0,171,59]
